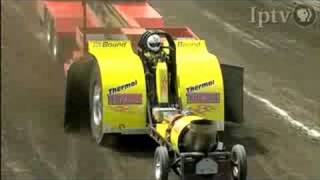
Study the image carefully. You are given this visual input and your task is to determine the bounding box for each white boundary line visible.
[201,8,320,140]
[244,88,320,140]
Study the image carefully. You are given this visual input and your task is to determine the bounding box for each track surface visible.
[1,0,320,180]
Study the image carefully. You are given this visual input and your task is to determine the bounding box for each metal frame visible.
[147,103,233,180]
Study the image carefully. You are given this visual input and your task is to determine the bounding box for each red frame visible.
[44,1,102,33]
[112,2,164,28]
[39,0,199,75]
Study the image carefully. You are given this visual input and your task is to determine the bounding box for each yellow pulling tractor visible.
[39,0,246,179]
[64,27,246,180]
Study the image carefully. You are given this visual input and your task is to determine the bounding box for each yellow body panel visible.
[155,115,205,152]
[86,39,224,136]
[156,62,169,104]
[175,40,225,123]
[88,40,147,133]
[155,122,169,139]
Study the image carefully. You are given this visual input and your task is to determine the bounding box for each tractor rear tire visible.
[231,144,247,180]
[153,146,170,180]
[89,60,106,145]
[64,59,92,132]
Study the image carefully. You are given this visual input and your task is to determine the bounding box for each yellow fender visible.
[88,40,147,134]
[175,40,225,131]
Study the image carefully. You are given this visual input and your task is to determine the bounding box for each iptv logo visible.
[293,4,317,27]
[250,4,317,28]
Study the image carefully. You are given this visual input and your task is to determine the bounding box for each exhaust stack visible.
[183,119,217,153]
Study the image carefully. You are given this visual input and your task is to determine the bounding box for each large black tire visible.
[64,59,92,131]
[153,146,170,180]
[89,60,106,145]
[231,144,247,180]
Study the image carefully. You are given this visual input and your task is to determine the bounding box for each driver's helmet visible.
[146,34,161,52]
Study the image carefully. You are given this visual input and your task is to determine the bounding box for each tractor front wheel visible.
[231,144,247,180]
[153,146,170,180]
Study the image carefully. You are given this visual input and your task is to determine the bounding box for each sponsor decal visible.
[109,106,141,113]
[186,80,214,93]
[189,105,216,115]
[187,93,220,104]
[107,80,142,105]
[109,106,129,112]
[177,41,201,47]
[92,41,103,47]
[108,93,142,105]
[108,80,137,95]
[102,41,127,48]
[92,41,127,48]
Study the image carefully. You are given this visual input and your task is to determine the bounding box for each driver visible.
[144,34,165,72]
[146,34,161,53]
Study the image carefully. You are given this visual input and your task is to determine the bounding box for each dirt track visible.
[1,0,320,180]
